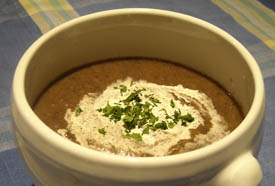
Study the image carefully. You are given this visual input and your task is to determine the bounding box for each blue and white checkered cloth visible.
[0,0,274,185]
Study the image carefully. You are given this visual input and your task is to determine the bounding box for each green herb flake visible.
[160,108,167,114]
[97,108,103,112]
[145,94,154,98]
[182,114,194,122]
[181,121,187,126]
[98,128,106,136]
[114,84,128,95]
[123,115,134,123]
[149,115,158,124]
[153,121,168,130]
[123,133,142,141]
[149,97,161,105]
[102,102,113,116]
[130,80,135,87]
[142,126,150,135]
[97,103,123,122]
[173,109,182,123]
[168,122,175,128]
[119,85,127,95]
[109,106,123,122]
[170,99,175,108]
[123,89,144,103]
[75,107,83,115]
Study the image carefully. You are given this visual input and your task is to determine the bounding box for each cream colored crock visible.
[11,9,265,186]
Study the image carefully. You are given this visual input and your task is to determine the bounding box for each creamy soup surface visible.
[34,58,243,157]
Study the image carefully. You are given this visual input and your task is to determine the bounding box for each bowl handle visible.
[208,151,262,186]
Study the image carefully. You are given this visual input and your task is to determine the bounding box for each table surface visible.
[0,0,274,186]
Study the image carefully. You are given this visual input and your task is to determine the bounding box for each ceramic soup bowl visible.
[11,9,265,186]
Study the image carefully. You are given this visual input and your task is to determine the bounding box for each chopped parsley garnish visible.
[168,121,175,128]
[145,94,154,98]
[75,107,83,115]
[123,133,142,141]
[173,109,194,124]
[170,99,175,108]
[173,109,182,123]
[142,126,150,135]
[98,128,106,135]
[97,83,195,141]
[114,85,127,95]
[182,113,195,122]
[97,102,123,122]
[130,80,135,87]
[160,108,171,119]
[152,121,168,131]
[181,121,187,126]
[149,97,161,106]
[123,89,144,104]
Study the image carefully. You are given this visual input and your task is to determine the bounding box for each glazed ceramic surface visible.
[11,9,265,186]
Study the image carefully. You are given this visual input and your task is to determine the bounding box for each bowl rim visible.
[12,8,265,169]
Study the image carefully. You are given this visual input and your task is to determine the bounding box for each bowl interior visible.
[24,10,254,116]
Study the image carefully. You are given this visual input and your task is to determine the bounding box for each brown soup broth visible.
[33,58,243,156]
